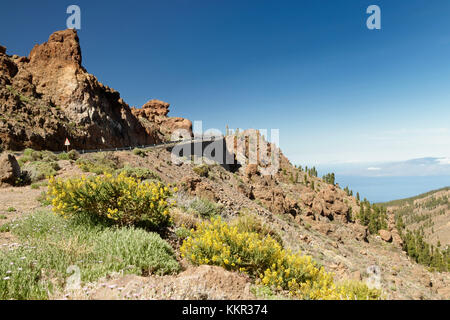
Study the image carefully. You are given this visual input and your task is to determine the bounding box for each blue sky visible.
[1,0,450,170]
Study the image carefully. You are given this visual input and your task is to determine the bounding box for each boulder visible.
[0,153,21,186]
[379,230,393,242]
[330,201,348,216]
[244,164,259,179]
[392,230,403,246]
[300,192,315,207]
[353,224,369,242]
[322,190,335,204]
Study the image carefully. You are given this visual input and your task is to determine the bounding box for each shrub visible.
[57,152,70,160]
[180,218,381,300]
[37,191,51,206]
[335,280,382,300]
[115,165,161,181]
[175,226,192,240]
[57,150,79,161]
[133,148,147,158]
[19,149,58,165]
[231,214,283,245]
[23,161,60,182]
[7,207,16,212]
[171,207,201,230]
[193,165,210,177]
[75,153,120,174]
[47,172,176,230]
[187,197,222,219]
[0,211,179,300]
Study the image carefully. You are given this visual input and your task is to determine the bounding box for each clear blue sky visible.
[1,0,450,167]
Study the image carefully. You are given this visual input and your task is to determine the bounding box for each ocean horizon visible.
[334,175,450,203]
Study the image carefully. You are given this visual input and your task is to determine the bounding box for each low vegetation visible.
[115,165,161,181]
[75,153,121,174]
[47,172,175,230]
[182,197,222,219]
[231,213,283,245]
[0,211,179,300]
[193,164,211,177]
[180,217,381,300]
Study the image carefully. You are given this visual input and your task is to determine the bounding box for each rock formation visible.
[0,153,21,186]
[0,29,192,151]
[132,99,193,141]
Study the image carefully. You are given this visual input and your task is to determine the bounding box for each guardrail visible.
[10,136,219,156]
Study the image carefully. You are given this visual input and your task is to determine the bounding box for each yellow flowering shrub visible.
[180,217,381,300]
[47,172,177,230]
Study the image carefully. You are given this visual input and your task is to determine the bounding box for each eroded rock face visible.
[0,153,21,187]
[131,99,193,140]
[0,29,192,151]
[379,230,393,243]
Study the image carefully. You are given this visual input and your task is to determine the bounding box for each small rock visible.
[379,230,393,243]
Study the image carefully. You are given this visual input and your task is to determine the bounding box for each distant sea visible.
[334,175,450,203]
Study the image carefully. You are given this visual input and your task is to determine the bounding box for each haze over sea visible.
[331,175,450,203]
[314,157,450,203]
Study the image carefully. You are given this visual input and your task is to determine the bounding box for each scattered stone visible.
[379,230,393,243]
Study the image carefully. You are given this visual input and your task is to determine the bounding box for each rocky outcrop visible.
[379,230,393,243]
[132,100,193,140]
[0,29,191,151]
[0,153,21,186]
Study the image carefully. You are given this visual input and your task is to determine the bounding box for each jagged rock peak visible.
[29,29,82,65]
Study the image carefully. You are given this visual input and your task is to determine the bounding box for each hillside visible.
[0,30,449,300]
[0,139,449,299]
[381,188,450,273]
[383,187,450,247]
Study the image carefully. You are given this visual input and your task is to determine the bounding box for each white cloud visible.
[367,167,381,171]
[437,157,450,165]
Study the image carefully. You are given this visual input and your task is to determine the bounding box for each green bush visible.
[57,152,70,160]
[115,165,161,181]
[37,191,51,206]
[56,150,79,161]
[19,149,58,166]
[193,165,210,177]
[0,211,180,300]
[187,198,222,219]
[175,226,192,240]
[23,161,60,182]
[133,148,147,158]
[75,153,120,174]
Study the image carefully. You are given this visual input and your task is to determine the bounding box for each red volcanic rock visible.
[0,153,21,187]
[379,230,393,242]
[136,100,170,118]
[132,100,193,139]
[0,29,192,151]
